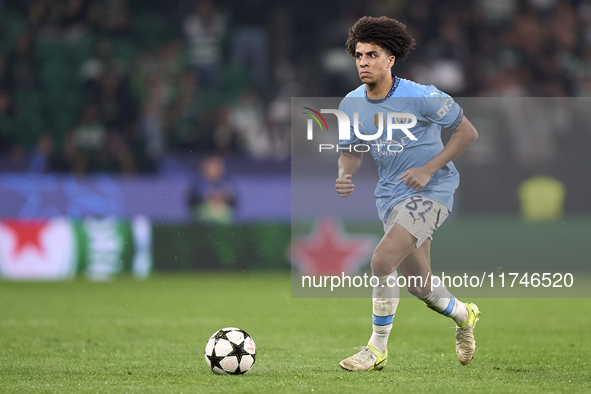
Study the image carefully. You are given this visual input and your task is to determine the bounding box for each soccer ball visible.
[204,327,256,375]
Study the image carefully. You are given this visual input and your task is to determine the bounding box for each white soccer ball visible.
[204,327,257,375]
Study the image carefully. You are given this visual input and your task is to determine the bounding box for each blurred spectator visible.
[107,131,136,174]
[65,102,140,174]
[60,0,89,42]
[0,55,8,90]
[68,103,107,173]
[80,40,126,86]
[0,143,28,172]
[28,132,54,173]
[156,39,189,88]
[131,39,186,107]
[135,39,188,161]
[61,0,87,27]
[229,0,270,97]
[0,89,12,121]
[101,0,132,35]
[213,106,240,155]
[229,88,272,159]
[476,0,517,26]
[267,87,292,160]
[169,70,204,148]
[414,23,470,95]
[183,0,227,90]
[28,0,65,33]
[0,89,13,161]
[190,155,236,223]
[6,33,38,89]
[91,71,137,133]
[140,74,167,161]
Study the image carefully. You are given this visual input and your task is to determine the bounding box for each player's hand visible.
[335,174,355,197]
[397,167,432,191]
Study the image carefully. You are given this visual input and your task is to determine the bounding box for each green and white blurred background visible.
[0,0,589,280]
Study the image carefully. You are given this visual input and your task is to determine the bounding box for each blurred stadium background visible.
[1,1,591,392]
[0,0,589,279]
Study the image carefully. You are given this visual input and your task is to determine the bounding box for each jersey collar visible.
[364,76,400,103]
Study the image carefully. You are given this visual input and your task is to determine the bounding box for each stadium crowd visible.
[0,0,589,175]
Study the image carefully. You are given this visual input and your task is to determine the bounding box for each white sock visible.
[369,272,399,354]
[419,280,468,325]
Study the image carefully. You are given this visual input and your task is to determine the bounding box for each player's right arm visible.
[336,151,363,197]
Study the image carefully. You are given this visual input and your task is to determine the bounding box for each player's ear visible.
[388,55,396,68]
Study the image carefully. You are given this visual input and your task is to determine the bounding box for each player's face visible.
[354,42,395,85]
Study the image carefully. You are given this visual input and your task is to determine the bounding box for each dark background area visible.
[0,0,589,215]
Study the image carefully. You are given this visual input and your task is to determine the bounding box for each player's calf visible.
[406,282,430,299]
[418,281,468,324]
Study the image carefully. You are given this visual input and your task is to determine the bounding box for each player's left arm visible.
[398,116,478,191]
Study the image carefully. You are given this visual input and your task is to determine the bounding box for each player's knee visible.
[407,284,430,298]
[370,253,392,277]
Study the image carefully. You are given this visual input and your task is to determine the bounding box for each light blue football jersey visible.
[338,76,464,222]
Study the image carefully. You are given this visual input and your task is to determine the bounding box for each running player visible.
[336,16,481,371]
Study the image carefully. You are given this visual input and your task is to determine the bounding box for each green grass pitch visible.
[1,273,589,393]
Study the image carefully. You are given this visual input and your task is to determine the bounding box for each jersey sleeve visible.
[420,85,464,131]
[337,98,360,148]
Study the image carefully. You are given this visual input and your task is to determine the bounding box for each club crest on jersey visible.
[375,114,410,128]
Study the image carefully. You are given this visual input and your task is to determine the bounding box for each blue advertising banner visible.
[0,173,191,220]
[0,173,291,222]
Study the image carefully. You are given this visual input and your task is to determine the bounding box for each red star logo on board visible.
[290,218,375,275]
[1,220,49,259]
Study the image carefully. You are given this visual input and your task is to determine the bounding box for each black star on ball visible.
[207,348,225,371]
[229,339,250,365]
[215,330,230,340]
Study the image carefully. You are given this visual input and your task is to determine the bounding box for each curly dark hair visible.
[346,16,416,63]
